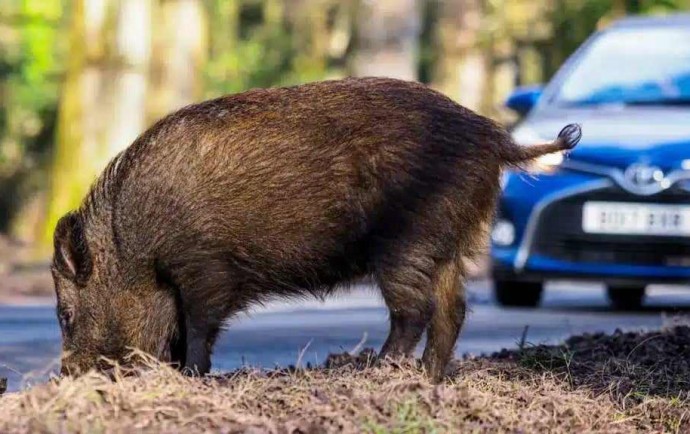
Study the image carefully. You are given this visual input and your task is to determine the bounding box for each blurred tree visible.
[0,0,63,237]
[352,0,421,80]
[206,0,239,83]
[147,0,208,123]
[205,0,292,95]
[480,0,554,121]
[285,0,356,82]
[431,0,488,113]
[547,0,690,78]
[1,0,688,251]
[204,0,352,97]
[41,0,152,245]
[287,0,329,83]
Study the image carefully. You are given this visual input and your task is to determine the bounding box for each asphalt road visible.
[2,280,690,392]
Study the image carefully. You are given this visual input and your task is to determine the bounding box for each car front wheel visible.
[494,280,543,307]
[607,285,646,310]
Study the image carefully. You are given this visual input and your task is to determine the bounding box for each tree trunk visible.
[147,0,208,124]
[432,0,488,113]
[352,0,421,81]
[203,0,239,96]
[208,0,238,61]
[290,0,330,82]
[41,0,152,245]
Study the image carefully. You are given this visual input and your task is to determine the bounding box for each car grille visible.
[532,187,690,266]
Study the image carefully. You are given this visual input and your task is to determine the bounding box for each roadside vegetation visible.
[2,325,689,433]
[3,0,690,250]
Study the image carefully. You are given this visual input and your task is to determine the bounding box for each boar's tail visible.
[498,123,582,165]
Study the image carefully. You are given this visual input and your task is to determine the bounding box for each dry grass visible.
[2,327,690,433]
[0,359,631,433]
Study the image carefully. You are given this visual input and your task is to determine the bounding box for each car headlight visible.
[491,219,515,246]
[511,127,565,174]
[531,151,564,173]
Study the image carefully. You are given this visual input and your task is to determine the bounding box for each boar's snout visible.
[60,362,82,377]
[60,353,119,379]
[59,352,94,377]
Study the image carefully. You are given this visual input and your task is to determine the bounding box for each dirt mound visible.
[493,325,690,401]
[2,326,689,433]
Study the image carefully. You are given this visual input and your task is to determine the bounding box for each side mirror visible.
[505,85,544,116]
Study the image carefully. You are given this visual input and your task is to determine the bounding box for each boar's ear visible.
[53,212,92,284]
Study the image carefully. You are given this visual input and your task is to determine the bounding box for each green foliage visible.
[0,0,64,231]
[205,2,293,96]
[418,0,441,84]
[2,0,690,238]
[547,0,690,76]
[0,1,63,166]
[204,0,345,98]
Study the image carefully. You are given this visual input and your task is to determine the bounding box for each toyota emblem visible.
[624,163,664,187]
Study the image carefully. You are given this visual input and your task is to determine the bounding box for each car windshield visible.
[552,25,690,106]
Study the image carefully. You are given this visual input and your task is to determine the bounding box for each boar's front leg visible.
[170,260,234,376]
[183,315,213,375]
[179,289,229,376]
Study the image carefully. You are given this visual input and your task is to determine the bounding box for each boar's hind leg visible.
[422,258,465,383]
[376,257,436,360]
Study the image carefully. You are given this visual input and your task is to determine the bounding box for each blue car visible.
[491,14,690,309]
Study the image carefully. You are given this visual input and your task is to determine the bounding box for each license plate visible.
[582,201,690,236]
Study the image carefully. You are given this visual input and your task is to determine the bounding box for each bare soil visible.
[1,326,689,433]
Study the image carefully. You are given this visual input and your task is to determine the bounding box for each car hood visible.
[516,106,690,171]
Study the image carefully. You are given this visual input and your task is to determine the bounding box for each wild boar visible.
[52,77,581,382]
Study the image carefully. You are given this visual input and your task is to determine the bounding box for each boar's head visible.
[52,211,179,376]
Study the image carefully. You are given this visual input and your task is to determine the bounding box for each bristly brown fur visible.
[51,77,580,382]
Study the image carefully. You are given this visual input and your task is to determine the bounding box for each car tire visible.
[494,280,543,307]
[607,285,645,310]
